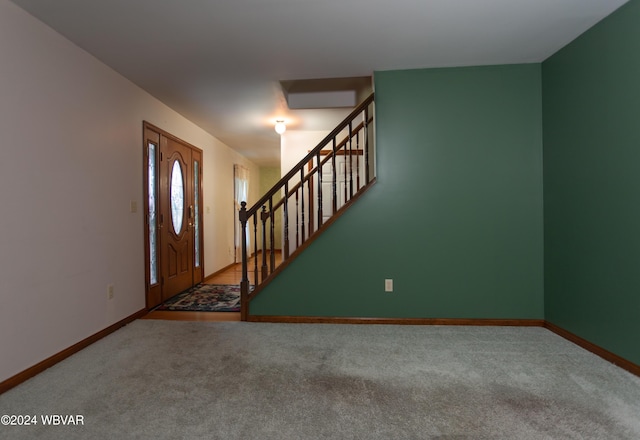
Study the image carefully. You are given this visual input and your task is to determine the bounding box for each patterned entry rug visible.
[155,284,241,312]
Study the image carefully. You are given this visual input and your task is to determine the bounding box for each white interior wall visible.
[281,131,332,178]
[204,143,260,274]
[0,0,258,383]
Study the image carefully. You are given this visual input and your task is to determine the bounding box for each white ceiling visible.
[10,0,628,166]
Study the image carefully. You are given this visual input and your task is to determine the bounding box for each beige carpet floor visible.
[1,321,639,439]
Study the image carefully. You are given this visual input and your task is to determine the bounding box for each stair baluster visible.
[317,152,323,229]
[300,168,305,243]
[260,206,268,282]
[295,190,299,249]
[332,138,337,216]
[356,131,361,191]
[284,181,290,259]
[364,106,370,184]
[269,197,275,273]
[239,202,249,318]
[253,214,258,285]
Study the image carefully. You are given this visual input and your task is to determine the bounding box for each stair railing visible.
[239,93,375,319]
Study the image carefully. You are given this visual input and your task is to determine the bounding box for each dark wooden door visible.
[144,122,204,308]
[160,137,194,301]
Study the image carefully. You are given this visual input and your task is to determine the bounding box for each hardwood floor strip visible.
[0,308,147,395]
[142,311,241,322]
[544,321,640,377]
[203,263,237,283]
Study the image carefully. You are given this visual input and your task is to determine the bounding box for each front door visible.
[160,137,194,300]
[144,123,203,308]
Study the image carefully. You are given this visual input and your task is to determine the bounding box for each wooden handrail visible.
[244,94,374,218]
[239,93,375,320]
[311,118,371,173]
[261,115,371,214]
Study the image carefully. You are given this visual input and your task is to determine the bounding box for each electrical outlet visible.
[385,279,393,292]
[107,284,114,300]
[130,200,137,213]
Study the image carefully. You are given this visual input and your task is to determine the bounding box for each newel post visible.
[260,205,269,282]
[239,201,249,321]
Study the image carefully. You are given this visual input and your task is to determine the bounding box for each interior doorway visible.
[143,122,204,309]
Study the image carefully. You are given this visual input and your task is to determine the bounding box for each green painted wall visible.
[251,64,544,319]
[543,0,640,365]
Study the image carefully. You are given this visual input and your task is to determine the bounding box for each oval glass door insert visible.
[170,160,184,234]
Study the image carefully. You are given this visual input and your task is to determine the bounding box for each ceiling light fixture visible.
[274,120,286,135]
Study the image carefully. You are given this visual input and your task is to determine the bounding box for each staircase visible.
[238,93,375,320]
